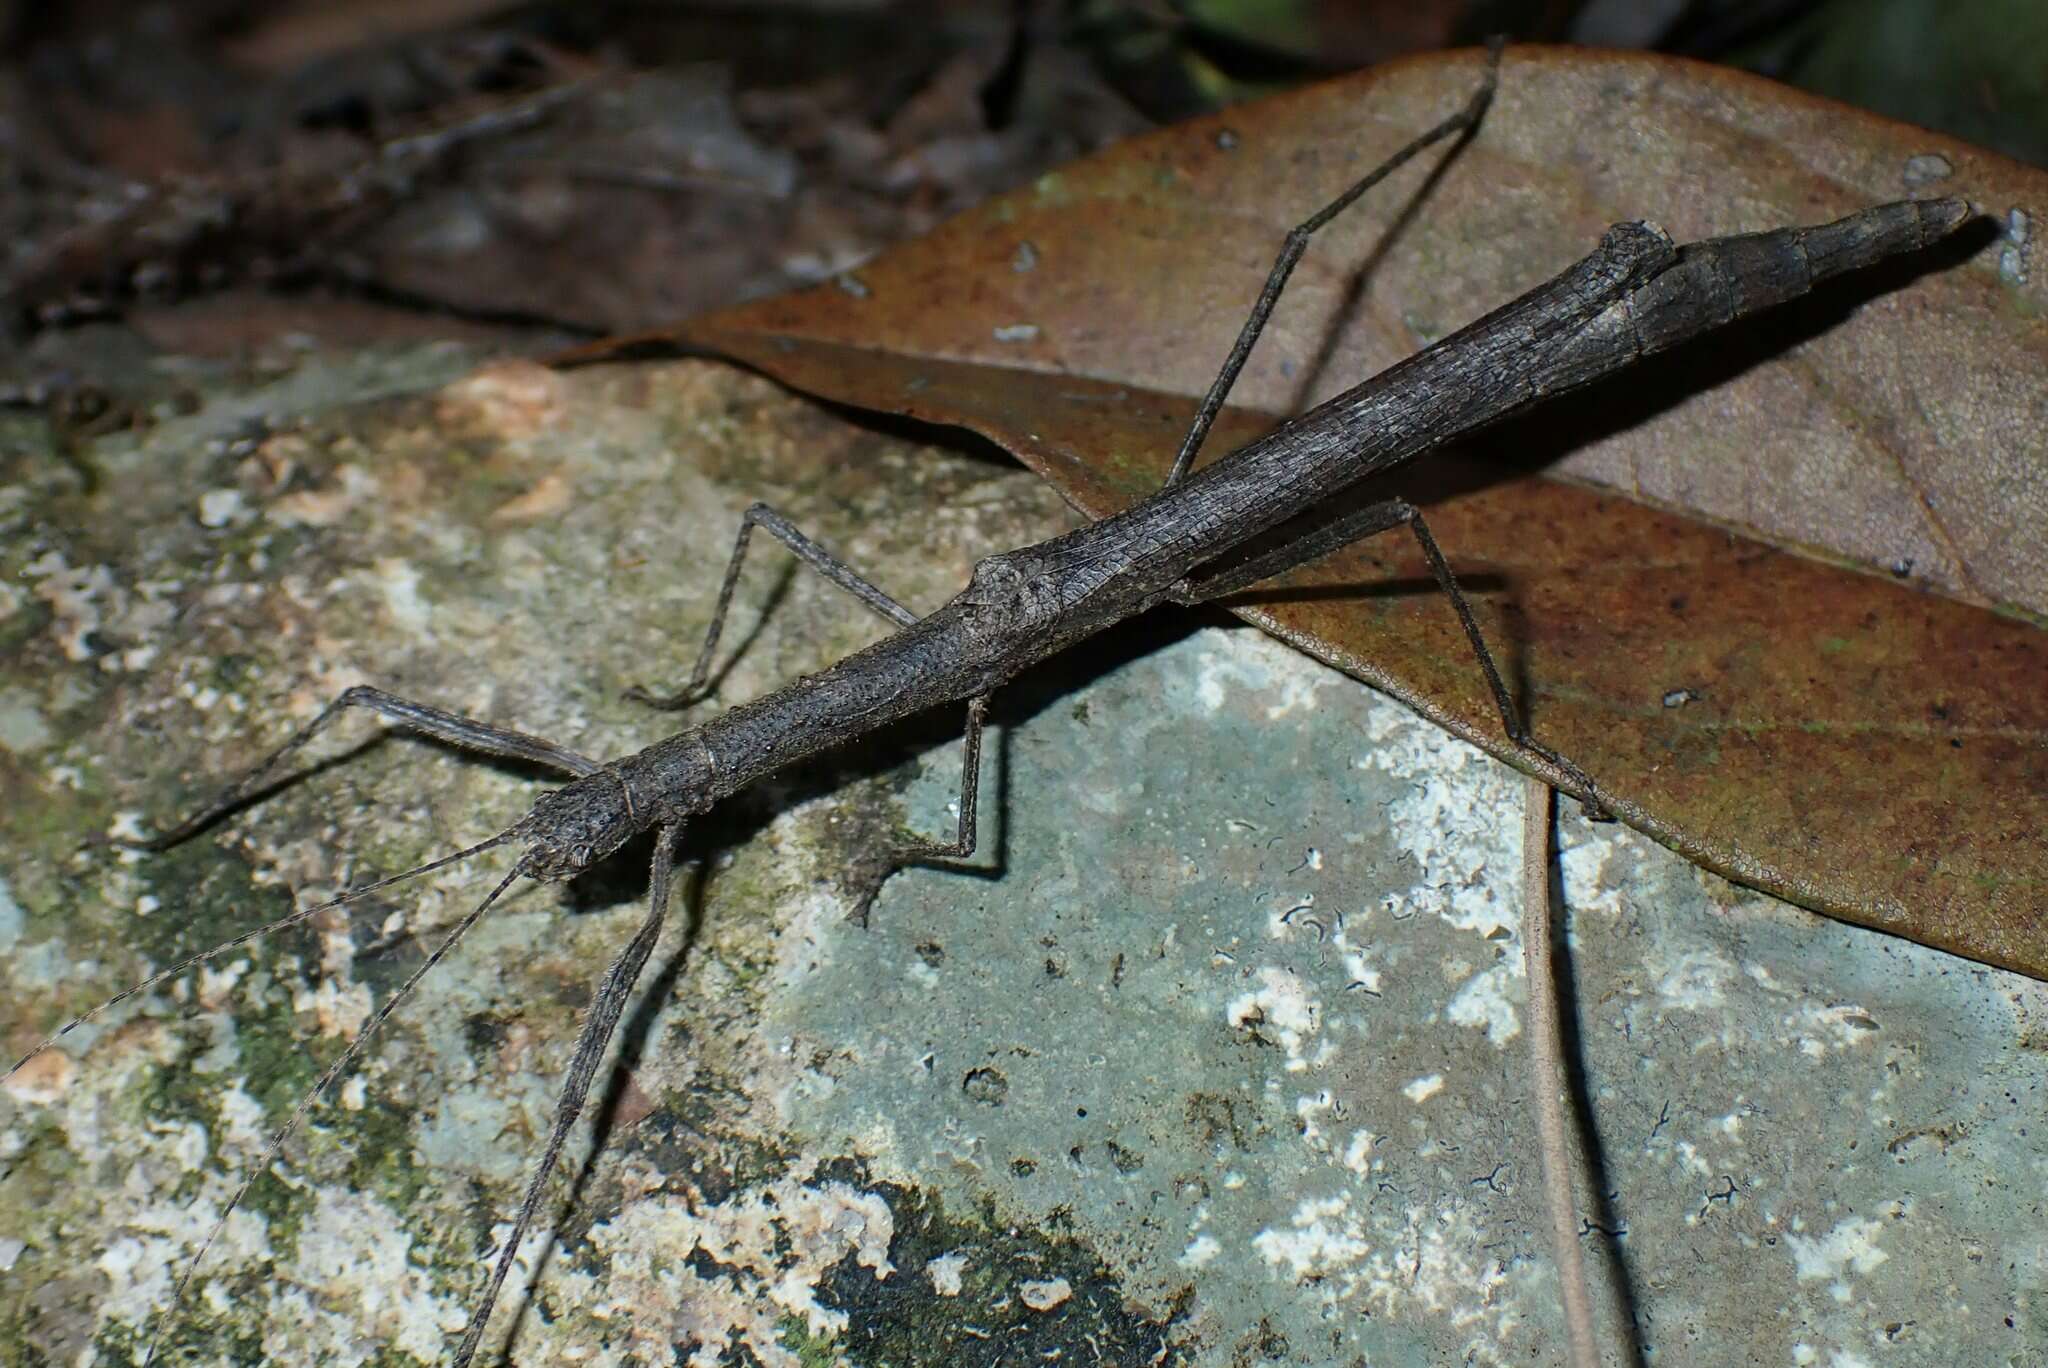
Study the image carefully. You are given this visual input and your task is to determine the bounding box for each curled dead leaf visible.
[566,47,2048,977]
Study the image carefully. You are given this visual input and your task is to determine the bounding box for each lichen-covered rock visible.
[2,341,2044,1367]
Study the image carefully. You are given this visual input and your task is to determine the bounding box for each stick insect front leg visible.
[15,683,611,1366]
[11,684,598,1089]
[454,822,686,1366]
[136,683,602,850]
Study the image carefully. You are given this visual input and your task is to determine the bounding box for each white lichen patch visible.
[91,1168,276,1341]
[1785,1215,1891,1301]
[1338,1132,1376,1178]
[215,1085,268,1151]
[1671,1139,1714,1179]
[292,974,374,1040]
[1402,1073,1444,1104]
[767,877,854,997]
[1226,967,1321,1067]
[27,550,119,663]
[1295,1089,1336,1145]
[1251,1194,1371,1279]
[1189,630,1333,719]
[1019,1276,1072,1310]
[561,1160,896,1366]
[1251,1186,1524,1360]
[1341,952,1382,995]
[1653,947,1736,1013]
[1359,1199,1521,1357]
[926,1251,966,1295]
[196,488,248,528]
[269,1188,461,1362]
[1358,696,1522,973]
[1779,1002,1881,1059]
[1445,962,1522,1045]
[1179,1235,1221,1268]
[1556,821,1630,923]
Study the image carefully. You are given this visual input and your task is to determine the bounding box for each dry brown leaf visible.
[566,46,2048,978]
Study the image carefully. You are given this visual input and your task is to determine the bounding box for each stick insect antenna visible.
[4,830,517,1084]
[136,858,532,1366]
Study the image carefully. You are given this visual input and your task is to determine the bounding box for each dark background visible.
[2,0,2041,364]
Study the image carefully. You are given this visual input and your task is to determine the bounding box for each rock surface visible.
[2,347,2043,1366]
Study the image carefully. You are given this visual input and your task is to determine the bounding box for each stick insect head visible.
[513,766,659,882]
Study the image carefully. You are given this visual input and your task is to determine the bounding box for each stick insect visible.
[5,47,1975,1365]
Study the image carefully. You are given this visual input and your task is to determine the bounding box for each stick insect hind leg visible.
[1143,35,1599,805]
[1171,495,1608,806]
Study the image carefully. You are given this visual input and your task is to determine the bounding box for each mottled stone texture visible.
[2,347,2043,1366]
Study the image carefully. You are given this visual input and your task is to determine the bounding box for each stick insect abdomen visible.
[1622,197,1965,353]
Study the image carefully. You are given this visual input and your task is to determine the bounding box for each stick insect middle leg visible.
[624,501,918,710]
[625,500,994,864]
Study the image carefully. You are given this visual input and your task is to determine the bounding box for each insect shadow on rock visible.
[3,40,1976,1366]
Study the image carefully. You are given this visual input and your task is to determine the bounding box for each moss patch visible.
[805,1157,1176,1368]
